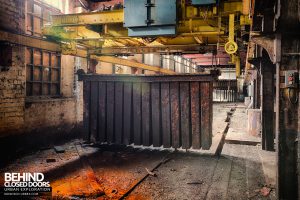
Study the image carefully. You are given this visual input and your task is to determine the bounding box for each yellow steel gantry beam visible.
[0,30,61,52]
[88,44,217,55]
[43,25,224,51]
[43,24,225,44]
[51,10,124,26]
[229,14,235,42]
[0,30,176,74]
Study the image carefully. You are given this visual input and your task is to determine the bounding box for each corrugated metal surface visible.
[213,80,237,102]
[79,74,214,150]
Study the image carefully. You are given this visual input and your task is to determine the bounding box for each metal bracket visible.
[251,34,281,64]
[145,19,155,25]
[145,3,155,7]
[145,1,155,25]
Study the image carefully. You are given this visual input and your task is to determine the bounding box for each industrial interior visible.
[0,0,299,199]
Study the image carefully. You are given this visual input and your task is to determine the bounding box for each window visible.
[0,44,12,72]
[26,0,61,37]
[42,0,63,10]
[26,48,61,96]
[25,0,62,96]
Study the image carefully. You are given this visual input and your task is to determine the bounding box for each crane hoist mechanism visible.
[42,0,251,76]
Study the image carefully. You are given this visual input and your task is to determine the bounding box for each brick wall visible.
[0,46,26,136]
[0,0,25,33]
[0,0,25,136]
[0,0,86,145]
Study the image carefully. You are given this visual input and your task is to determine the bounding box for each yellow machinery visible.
[42,0,251,75]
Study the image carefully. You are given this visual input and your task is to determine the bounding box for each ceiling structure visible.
[42,0,252,75]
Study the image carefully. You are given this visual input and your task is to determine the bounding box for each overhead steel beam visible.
[0,30,61,52]
[88,45,217,55]
[91,56,177,75]
[51,10,124,26]
[0,30,175,74]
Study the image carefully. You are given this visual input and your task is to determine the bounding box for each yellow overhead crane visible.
[44,1,250,49]
[41,0,251,76]
[0,0,251,75]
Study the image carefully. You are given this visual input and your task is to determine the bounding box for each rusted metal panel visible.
[81,74,215,150]
[90,82,98,142]
[201,82,212,149]
[98,82,106,142]
[123,82,132,145]
[115,82,123,144]
[106,82,115,143]
[161,83,171,148]
[151,83,161,147]
[83,81,91,141]
[180,82,191,149]
[170,82,181,148]
[190,82,201,149]
[133,83,142,145]
[142,83,151,146]
[213,80,237,102]
[213,80,237,90]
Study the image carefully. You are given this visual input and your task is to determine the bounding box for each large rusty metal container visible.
[79,74,216,150]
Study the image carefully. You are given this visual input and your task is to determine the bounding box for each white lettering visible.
[4,173,11,182]
[11,173,18,181]
[36,173,44,182]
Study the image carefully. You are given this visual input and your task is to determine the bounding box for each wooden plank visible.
[142,83,151,146]
[161,82,171,148]
[115,82,123,144]
[132,83,142,145]
[98,82,106,143]
[151,83,161,147]
[190,82,201,149]
[170,82,181,148]
[201,82,212,149]
[83,81,91,141]
[106,82,115,143]
[90,81,98,142]
[123,82,132,145]
[180,82,191,149]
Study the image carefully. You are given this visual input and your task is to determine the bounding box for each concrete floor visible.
[0,103,276,200]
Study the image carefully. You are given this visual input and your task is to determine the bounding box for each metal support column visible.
[277,1,299,199]
[261,50,275,151]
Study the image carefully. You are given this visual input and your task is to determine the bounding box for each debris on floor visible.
[46,158,56,163]
[54,146,65,153]
[260,186,272,197]
[186,181,203,185]
[145,168,156,177]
